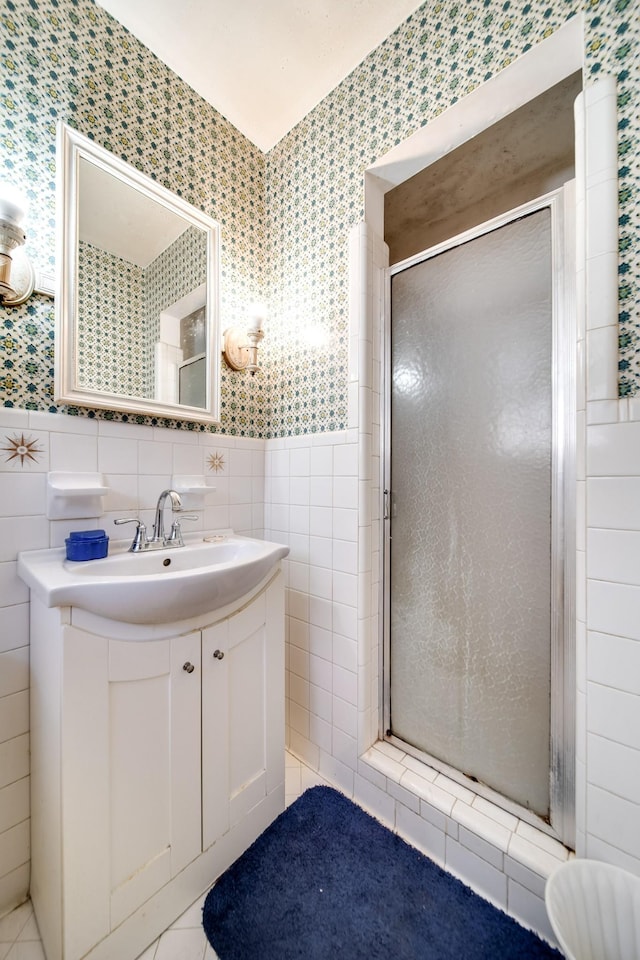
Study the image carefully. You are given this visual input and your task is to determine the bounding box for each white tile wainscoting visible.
[581,408,640,872]
[3,394,640,938]
[0,407,266,916]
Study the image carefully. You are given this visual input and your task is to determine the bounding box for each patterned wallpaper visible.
[143,224,207,394]
[77,240,145,396]
[0,0,638,436]
[264,0,639,435]
[0,0,265,434]
[76,226,205,400]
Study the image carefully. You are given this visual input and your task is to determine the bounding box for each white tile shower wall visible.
[266,429,361,774]
[585,418,640,876]
[347,221,386,757]
[0,408,265,918]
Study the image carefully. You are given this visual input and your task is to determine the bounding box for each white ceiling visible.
[79,158,188,267]
[95,0,425,152]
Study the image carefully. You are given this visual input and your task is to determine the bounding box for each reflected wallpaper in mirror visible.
[56,122,221,423]
[76,156,207,407]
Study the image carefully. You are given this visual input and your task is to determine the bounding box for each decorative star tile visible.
[2,432,43,466]
[207,451,225,473]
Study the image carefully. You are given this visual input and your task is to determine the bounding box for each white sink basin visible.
[18,532,289,624]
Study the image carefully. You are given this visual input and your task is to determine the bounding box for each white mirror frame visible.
[55,122,221,423]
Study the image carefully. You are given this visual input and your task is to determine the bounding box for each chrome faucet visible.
[114,489,198,552]
[152,489,182,543]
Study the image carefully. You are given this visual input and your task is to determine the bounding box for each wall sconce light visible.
[222,302,267,375]
[0,182,35,306]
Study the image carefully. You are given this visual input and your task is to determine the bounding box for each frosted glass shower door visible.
[388,208,553,818]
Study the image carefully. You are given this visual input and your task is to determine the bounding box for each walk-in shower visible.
[383,191,575,843]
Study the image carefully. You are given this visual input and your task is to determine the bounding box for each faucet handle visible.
[166,514,198,546]
[114,517,147,552]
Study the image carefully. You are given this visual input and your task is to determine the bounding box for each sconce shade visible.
[0,246,35,305]
[246,302,267,334]
[0,183,35,306]
[0,182,28,227]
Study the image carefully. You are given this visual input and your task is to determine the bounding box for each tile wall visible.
[583,412,640,873]
[265,428,361,766]
[0,406,265,913]
[563,75,640,877]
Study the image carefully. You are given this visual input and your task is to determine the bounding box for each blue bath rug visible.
[203,785,561,959]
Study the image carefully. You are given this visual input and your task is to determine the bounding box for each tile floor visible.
[0,753,329,960]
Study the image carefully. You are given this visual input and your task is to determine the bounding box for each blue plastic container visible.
[65,529,109,562]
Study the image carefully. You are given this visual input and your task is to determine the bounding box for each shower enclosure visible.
[383,191,575,841]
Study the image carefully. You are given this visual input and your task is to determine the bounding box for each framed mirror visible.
[55,122,221,423]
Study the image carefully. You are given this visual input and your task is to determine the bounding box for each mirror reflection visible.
[55,123,221,423]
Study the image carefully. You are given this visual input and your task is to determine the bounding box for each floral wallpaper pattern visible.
[0,0,638,435]
[264,0,639,434]
[77,240,145,395]
[76,225,206,400]
[1,0,265,434]
[143,224,207,393]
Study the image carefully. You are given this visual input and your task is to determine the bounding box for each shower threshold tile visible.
[373,740,407,763]
[362,745,405,782]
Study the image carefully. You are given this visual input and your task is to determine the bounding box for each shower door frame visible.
[382,188,576,846]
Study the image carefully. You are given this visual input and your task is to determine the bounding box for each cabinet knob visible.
[212,649,225,660]
[182,661,195,673]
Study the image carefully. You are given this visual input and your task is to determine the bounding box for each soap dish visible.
[47,472,109,520]
[65,529,109,562]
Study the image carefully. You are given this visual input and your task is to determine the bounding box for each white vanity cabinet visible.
[202,580,284,851]
[29,571,285,960]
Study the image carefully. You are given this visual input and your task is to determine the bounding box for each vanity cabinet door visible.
[201,573,285,852]
[61,626,202,956]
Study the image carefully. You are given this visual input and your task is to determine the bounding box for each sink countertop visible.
[18,530,289,625]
